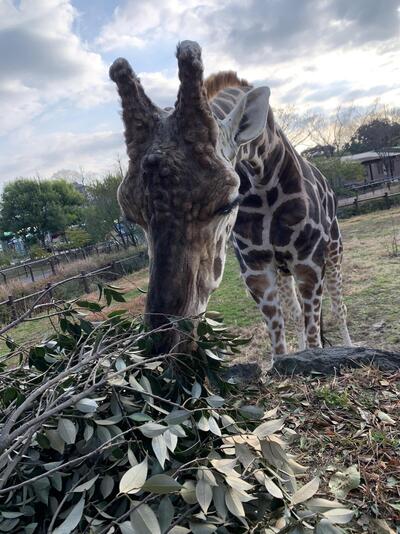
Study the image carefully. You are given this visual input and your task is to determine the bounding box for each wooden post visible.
[7,295,17,321]
[353,197,359,214]
[0,271,7,285]
[81,271,90,293]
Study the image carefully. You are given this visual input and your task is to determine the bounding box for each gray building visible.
[342,150,400,182]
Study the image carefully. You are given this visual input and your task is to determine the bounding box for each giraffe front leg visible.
[294,264,323,348]
[244,267,287,359]
[277,272,306,351]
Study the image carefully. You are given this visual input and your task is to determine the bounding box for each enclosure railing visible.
[0,240,130,285]
[0,251,148,326]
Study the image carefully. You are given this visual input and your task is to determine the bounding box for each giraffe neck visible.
[237,108,303,197]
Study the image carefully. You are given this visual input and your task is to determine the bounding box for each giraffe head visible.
[110,41,270,336]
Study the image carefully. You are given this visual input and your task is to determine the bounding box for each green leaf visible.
[239,405,264,419]
[235,442,256,470]
[225,488,245,518]
[323,508,355,525]
[163,430,178,453]
[158,496,174,533]
[315,520,345,534]
[119,457,148,494]
[1,512,23,519]
[94,415,123,425]
[72,475,99,492]
[263,474,283,499]
[291,477,320,505]
[152,435,169,468]
[208,416,221,436]
[57,418,77,445]
[24,522,38,534]
[196,479,212,514]
[129,502,161,534]
[212,486,228,520]
[129,412,153,422]
[181,480,197,504]
[120,521,135,534]
[76,300,103,312]
[206,395,225,408]
[306,498,348,513]
[108,309,128,318]
[204,349,223,361]
[142,475,182,494]
[100,475,114,499]
[197,415,209,432]
[45,429,65,454]
[138,422,167,438]
[83,424,94,442]
[191,381,202,399]
[0,519,20,532]
[75,398,99,413]
[329,465,360,499]
[189,523,217,534]
[164,410,191,425]
[53,496,85,534]
[253,418,285,438]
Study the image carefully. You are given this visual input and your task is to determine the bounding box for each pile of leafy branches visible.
[0,290,355,533]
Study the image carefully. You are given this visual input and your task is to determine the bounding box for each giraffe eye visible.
[215,197,240,216]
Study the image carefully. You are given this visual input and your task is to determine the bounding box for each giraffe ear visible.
[223,86,270,147]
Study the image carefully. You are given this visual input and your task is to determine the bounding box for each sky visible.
[0,0,399,188]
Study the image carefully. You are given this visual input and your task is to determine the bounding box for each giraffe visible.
[110,40,352,360]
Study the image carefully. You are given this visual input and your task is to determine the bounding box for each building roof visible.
[341,151,400,164]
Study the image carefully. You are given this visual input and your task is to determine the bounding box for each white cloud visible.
[0,129,125,183]
[0,0,110,134]
[96,0,222,52]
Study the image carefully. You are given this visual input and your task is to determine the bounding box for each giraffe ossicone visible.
[110,40,352,360]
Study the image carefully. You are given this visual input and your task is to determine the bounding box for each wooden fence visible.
[337,191,400,214]
[0,251,148,325]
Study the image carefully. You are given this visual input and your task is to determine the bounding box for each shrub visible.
[0,294,354,532]
[64,228,93,249]
[29,243,48,259]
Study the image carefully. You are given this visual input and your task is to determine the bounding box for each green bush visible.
[0,293,354,532]
[0,251,12,268]
[65,228,93,249]
[29,243,49,259]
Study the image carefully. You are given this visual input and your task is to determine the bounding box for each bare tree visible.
[275,105,314,148]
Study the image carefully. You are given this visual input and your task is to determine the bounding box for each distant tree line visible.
[286,105,400,196]
[0,173,142,260]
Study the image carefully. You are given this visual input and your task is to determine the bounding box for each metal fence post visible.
[7,295,17,321]
[81,271,90,293]
[28,265,35,283]
[384,192,390,209]
[0,271,7,285]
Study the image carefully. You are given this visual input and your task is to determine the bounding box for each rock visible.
[272,346,400,376]
[224,362,262,383]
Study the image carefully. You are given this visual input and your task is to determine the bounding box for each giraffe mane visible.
[205,71,251,100]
